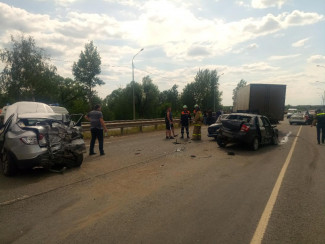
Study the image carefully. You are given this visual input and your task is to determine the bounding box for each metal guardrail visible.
[82,118,180,134]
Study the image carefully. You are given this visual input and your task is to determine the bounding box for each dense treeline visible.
[0,35,223,121]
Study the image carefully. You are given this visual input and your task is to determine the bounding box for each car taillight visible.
[20,133,47,146]
[38,133,47,146]
[240,124,250,132]
[20,136,38,145]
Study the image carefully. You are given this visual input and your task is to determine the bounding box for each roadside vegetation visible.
[0,34,227,120]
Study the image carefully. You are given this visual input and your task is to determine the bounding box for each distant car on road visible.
[0,102,86,176]
[216,113,278,151]
[287,108,297,119]
[207,114,229,139]
[289,111,310,125]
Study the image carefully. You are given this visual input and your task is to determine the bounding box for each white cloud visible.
[0,3,53,32]
[0,1,324,105]
[292,38,310,47]
[307,55,325,63]
[233,43,259,54]
[269,54,301,60]
[251,0,289,9]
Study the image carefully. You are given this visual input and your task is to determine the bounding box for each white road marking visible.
[250,126,302,244]
[279,131,292,145]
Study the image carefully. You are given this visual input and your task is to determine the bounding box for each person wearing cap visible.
[312,108,325,144]
[180,105,191,139]
[192,104,204,140]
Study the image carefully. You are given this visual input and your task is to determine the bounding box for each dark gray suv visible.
[216,113,278,150]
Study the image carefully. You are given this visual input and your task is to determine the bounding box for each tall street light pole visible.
[214,73,224,112]
[132,48,144,120]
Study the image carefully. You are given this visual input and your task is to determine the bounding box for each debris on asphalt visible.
[175,147,185,152]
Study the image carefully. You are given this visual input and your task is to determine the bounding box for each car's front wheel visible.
[73,153,83,167]
[217,137,227,147]
[1,150,17,176]
[272,134,278,145]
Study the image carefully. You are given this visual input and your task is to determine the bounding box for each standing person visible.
[85,104,108,156]
[192,104,203,140]
[312,109,325,144]
[180,105,191,139]
[165,106,177,139]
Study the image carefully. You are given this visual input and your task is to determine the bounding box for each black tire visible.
[217,137,226,148]
[1,150,17,176]
[251,137,259,151]
[73,153,83,167]
[289,122,292,125]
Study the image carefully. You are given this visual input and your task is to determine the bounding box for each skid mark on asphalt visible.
[279,131,292,145]
[250,126,302,244]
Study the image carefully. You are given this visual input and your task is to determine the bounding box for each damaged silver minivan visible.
[0,102,86,176]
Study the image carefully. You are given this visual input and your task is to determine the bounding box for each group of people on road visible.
[165,104,204,141]
[85,104,325,157]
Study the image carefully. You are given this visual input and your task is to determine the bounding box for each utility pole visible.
[132,48,144,120]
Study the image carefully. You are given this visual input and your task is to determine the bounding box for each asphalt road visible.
[0,120,324,244]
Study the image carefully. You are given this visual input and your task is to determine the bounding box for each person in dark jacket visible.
[180,105,191,139]
[312,109,325,144]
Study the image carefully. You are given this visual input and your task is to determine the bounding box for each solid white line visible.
[250,126,302,244]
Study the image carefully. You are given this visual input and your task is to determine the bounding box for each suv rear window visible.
[227,115,253,123]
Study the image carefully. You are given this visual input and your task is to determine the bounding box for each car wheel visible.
[216,137,226,148]
[272,134,278,145]
[289,122,292,125]
[251,137,259,151]
[1,150,17,176]
[73,153,83,167]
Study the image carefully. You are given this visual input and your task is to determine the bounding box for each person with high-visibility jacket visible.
[312,109,325,144]
[192,104,203,140]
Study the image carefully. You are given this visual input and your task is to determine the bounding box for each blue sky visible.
[0,0,324,106]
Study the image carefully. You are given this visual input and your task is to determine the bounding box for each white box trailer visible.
[233,84,286,122]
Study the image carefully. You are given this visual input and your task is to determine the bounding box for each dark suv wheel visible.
[1,150,17,176]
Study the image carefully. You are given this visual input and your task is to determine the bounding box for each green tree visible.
[159,84,180,117]
[232,79,247,108]
[140,76,160,118]
[72,41,103,109]
[181,69,222,112]
[0,35,58,103]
